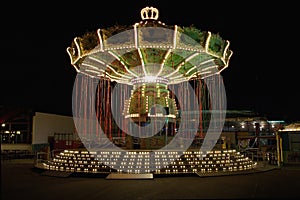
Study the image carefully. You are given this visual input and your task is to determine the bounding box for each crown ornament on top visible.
[141,6,159,20]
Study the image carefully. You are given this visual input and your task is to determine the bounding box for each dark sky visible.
[1,0,299,123]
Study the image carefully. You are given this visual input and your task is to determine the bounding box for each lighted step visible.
[106,173,153,180]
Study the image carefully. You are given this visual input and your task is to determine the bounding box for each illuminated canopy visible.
[67,6,233,85]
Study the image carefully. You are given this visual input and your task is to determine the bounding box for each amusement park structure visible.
[35,6,259,177]
[67,6,232,147]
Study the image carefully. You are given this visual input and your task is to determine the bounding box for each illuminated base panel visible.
[37,149,256,176]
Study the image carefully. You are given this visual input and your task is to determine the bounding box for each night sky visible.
[1,0,299,123]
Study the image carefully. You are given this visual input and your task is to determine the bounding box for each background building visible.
[278,122,300,165]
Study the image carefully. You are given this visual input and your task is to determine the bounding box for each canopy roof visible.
[67,6,232,85]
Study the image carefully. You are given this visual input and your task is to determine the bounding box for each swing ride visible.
[66,6,232,149]
[39,6,259,176]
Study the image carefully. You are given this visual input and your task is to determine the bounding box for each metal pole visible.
[276,132,281,167]
[165,117,168,146]
[280,137,283,165]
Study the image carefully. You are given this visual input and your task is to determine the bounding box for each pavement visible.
[1,159,300,199]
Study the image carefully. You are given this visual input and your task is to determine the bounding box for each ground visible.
[1,159,300,199]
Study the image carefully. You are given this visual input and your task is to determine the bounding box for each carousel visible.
[36,6,256,177]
